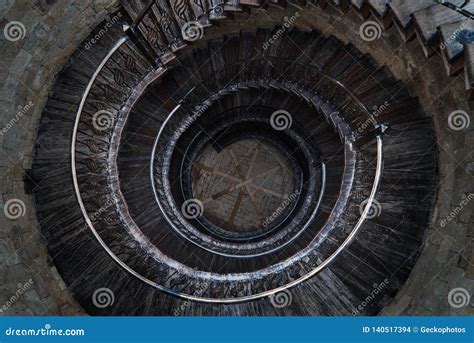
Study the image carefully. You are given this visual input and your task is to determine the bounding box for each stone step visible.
[118,0,474,107]
[390,0,432,41]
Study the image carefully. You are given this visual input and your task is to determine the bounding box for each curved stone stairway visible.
[30,0,444,315]
[120,0,474,103]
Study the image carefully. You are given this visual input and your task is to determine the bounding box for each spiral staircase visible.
[29,0,474,315]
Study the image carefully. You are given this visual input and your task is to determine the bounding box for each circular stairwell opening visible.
[29,4,443,315]
[190,137,300,235]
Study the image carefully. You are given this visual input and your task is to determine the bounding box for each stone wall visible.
[0,0,119,315]
[289,5,474,316]
[0,1,472,315]
[202,5,474,313]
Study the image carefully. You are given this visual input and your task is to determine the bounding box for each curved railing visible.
[69,19,386,302]
[149,89,328,258]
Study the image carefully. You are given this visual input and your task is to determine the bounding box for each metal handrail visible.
[149,99,327,258]
[172,56,383,135]
[71,36,385,303]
